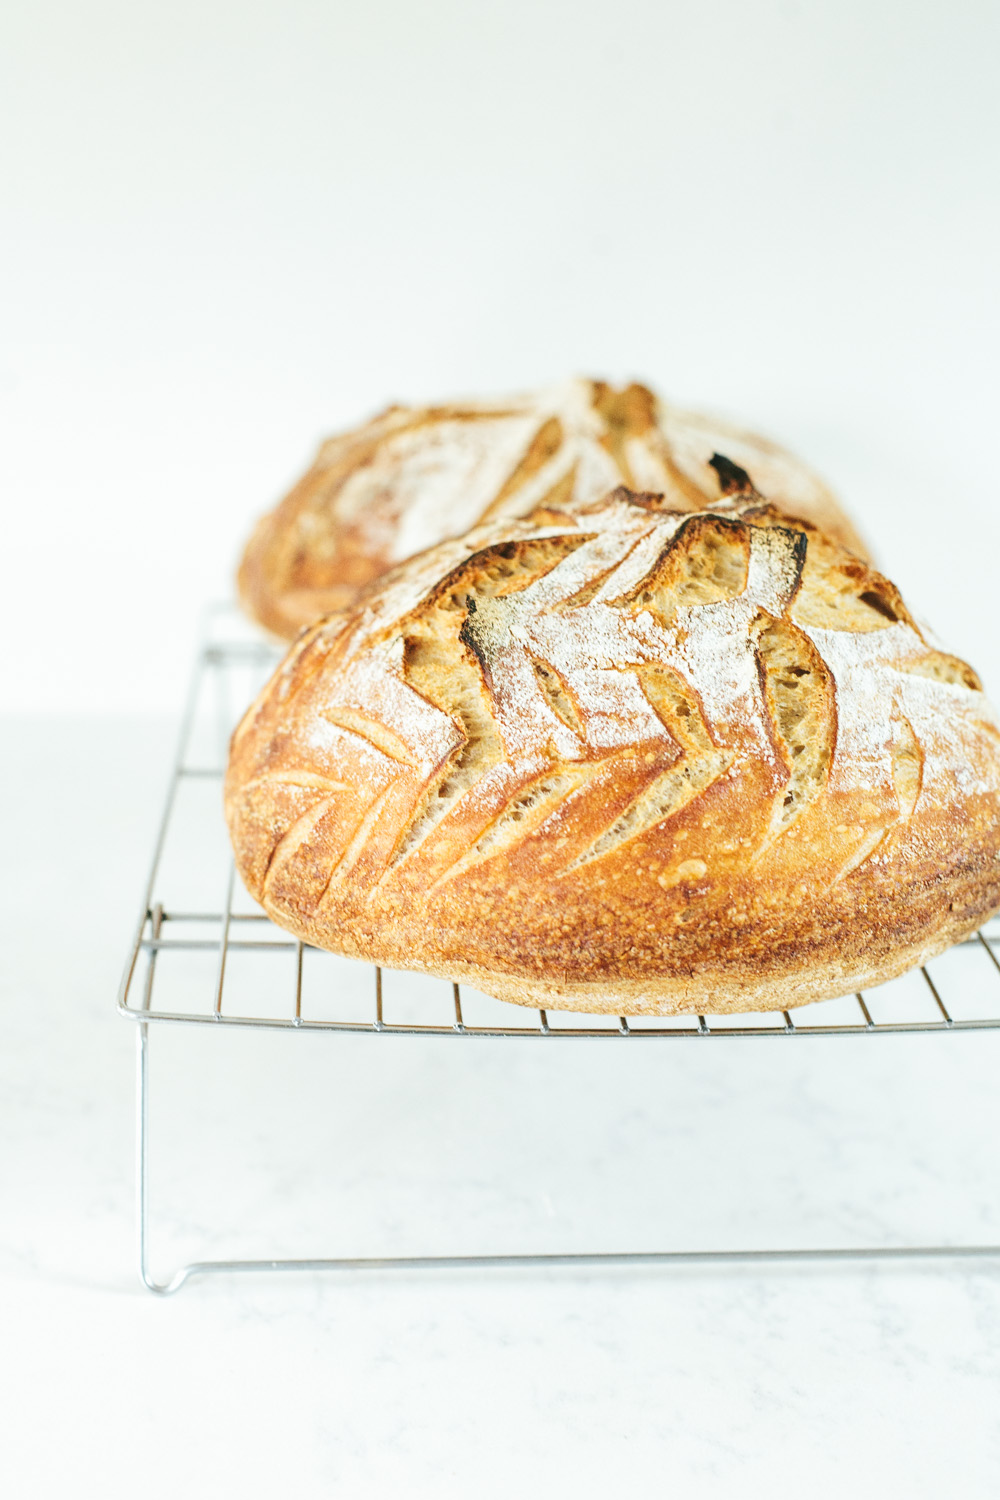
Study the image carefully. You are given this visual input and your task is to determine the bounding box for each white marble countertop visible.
[3,715,1000,1498]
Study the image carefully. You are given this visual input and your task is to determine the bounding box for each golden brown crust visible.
[225,486,1000,1015]
[238,379,867,638]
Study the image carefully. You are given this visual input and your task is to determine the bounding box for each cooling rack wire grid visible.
[118,605,1000,1291]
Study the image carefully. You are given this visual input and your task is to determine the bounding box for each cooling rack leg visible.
[136,1022,163,1293]
[136,1022,153,1290]
[136,1021,198,1295]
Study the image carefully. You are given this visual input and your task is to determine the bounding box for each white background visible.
[3,0,999,708]
[5,4,1000,1497]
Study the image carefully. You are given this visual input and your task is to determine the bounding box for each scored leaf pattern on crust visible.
[232,489,1000,917]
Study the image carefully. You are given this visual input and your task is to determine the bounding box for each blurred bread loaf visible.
[225,477,1000,1015]
[238,378,866,638]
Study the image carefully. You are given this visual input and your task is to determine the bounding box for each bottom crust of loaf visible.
[261,897,990,1018]
[438,919,977,1015]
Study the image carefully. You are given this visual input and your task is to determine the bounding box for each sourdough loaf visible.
[225,479,1000,1015]
[238,378,866,638]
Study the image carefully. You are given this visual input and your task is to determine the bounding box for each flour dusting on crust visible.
[226,485,1000,1016]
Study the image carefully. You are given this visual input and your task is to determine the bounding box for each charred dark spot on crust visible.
[459,603,487,671]
[709,453,755,496]
[858,589,899,623]
[789,526,809,589]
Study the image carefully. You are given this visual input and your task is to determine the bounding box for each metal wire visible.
[120,610,1000,1291]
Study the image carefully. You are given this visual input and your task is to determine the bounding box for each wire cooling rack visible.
[119,606,1000,1290]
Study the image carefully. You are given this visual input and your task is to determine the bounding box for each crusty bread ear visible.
[237,378,866,638]
[226,487,1000,1016]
